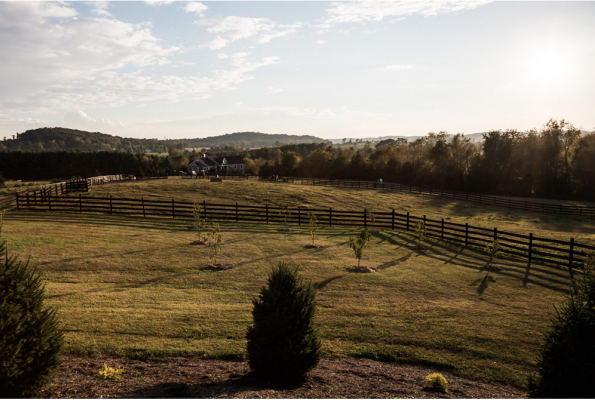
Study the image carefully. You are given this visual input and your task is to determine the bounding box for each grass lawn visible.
[85,177,595,245]
[2,205,572,388]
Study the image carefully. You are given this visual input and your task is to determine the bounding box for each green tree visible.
[191,203,206,243]
[207,223,222,264]
[0,235,64,397]
[246,263,321,383]
[528,255,595,398]
[349,228,371,267]
[308,212,319,246]
[415,221,426,245]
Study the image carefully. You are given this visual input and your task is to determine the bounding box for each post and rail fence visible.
[15,193,595,273]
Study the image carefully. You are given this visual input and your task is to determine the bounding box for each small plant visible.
[425,372,448,393]
[528,254,595,398]
[0,240,64,397]
[246,262,322,383]
[485,240,500,267]
[415,221,426,245]
[207,222,222,264]
[191,203,206,243]
[278,201,292,230]
[349,228,371,267]
[308,211,319,245]
[98,364,124,381]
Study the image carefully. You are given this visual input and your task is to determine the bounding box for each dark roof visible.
[224,155,244,164]
[213,157,226,165]
[201,157,218,167]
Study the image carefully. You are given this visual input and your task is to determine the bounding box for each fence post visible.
[236,202,239,223]
[172,199,175,219]
[423,214,426,227]
[528,233,533,263]
[441,218,444,240]
[406,212,410,231]
[298,206,301,226]
[363,208,367,228]
[15,193,20,211]
[479,193,481,203]
[494,227,497,241]
[142,198,146,217]
[466,191,469,201]
[509,199,511,208]
[542,203,544,213]
[266,204,269,224]
[569,238,575,273]
[465,223,469,246]
[329,207,332,227]
[525,200,527,210]
[203,200,207,220]
[79,194,82,213]
[110,195,113,215]
[559,204,562,214]
[48,195,52,212]
[391,209,395,230]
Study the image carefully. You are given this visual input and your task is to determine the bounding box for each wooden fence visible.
[286,178,595,217]
[15,193,594,272]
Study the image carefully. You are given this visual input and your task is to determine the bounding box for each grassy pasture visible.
[2,202,574,387]
[86,177,595,245]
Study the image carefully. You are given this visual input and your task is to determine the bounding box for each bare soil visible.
[345,265,376,273]
[41,357,525,398]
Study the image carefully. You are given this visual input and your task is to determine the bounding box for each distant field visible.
[2,203,572,388]
[84,177,595,246]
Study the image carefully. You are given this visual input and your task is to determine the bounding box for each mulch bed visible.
[345,265,376,273]
[409,244,428,252]
[201,264,232,271]
[189,240,207,245]
[482,265,503,272]
[41,356,525,398]
[304,244,324,249]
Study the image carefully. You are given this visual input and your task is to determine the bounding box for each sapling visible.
[207,222,222,264]
[278,201,292,230]
[191,203,206,244]
[485,240,500,267]
[415,221,426,245]
[308,212,319,246]
[349,228,371,267]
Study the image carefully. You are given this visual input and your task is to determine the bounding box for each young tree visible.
[349,228,371,267]
[415,221,427,245]
[0,234,64,396]
[207,222,222,264]
[307,211,319,246]
[529,254,595,398]
[191,203,206,244]
[485,240,500,267]
[246,263,321,383]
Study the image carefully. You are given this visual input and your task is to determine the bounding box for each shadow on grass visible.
[313,275,344,290]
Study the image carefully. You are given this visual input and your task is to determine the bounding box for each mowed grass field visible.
[2,177,589,387]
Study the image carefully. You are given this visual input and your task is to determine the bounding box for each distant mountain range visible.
[328,132,487,144]
[0,127,329,152]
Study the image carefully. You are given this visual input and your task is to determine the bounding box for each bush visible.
[246,262,322,383]
[0,240,64,397]
[425,372,448,393]
[528,255,595,398]
[98,364,124,381]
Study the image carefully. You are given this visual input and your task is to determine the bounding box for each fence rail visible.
[15,193,595,272]
[267,177,595,217]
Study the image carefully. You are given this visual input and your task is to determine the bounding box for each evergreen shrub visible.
[246,262,321,383]
[0,241,64,397]
[528,255,595,398]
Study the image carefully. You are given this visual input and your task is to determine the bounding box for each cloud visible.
[200,16,301,49]
[184,2,208,16]
[385,64,413,70]
[144,0,176,6]
[317,40,326,45]
[87,1,111,17]
[267,87,283,95]
[320,0,492,28]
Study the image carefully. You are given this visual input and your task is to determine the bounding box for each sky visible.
[1,0,594,140]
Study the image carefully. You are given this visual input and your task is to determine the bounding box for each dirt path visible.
[42,357,526,398]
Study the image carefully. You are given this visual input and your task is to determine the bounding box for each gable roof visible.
[224,155,244,164]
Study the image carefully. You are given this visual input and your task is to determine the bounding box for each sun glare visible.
[524,50,573,87]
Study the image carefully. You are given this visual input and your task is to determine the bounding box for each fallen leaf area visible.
[41,357,525,398]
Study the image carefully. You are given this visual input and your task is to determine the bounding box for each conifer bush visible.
[528,255,595,398]
[0,240,64,397]
[246,262,322,383]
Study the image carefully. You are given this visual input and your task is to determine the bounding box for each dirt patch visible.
[304,244,324,249]
[346,265,376,273]
[189,240,206,245]
[41,356,525,398]
[201,263,232,271]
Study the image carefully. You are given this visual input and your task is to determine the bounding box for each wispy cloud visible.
[320,0,492,28]
[267,87,283,95]
[144,1,176,6]
[385,64,413,70]
[199,16,301,49]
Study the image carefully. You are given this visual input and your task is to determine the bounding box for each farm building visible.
[187,155,245,174]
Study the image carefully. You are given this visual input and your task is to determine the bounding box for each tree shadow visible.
[313,275,344,290]
[473,271,496,295]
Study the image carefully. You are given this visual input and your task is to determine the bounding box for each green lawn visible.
[2,205,572,387]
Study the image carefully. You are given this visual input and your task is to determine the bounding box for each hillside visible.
[0,127,328,152]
